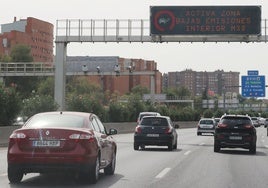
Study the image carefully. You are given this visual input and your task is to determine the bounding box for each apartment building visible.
[167,69,240,97]
[0,17,53,62]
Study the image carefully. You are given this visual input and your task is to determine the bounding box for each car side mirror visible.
[108,128,117,135]
[174,124,179,129]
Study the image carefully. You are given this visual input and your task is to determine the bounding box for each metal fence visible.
[56,19,268,43]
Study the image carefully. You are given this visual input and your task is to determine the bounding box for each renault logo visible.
[45,130,50,136]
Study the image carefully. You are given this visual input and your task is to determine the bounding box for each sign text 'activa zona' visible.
[150,6,261,35]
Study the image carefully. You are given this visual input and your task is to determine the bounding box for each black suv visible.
[214,114,257,154]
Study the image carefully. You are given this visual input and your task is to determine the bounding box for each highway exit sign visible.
[241,75,265,97]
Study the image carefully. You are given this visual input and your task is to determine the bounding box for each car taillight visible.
[135,126,142,134]
[165,127,172,134]
[9,132,26,146]
[69,133,94,142]
[218,123,228,128]
[10,132,26,139]
[244,124,253,129]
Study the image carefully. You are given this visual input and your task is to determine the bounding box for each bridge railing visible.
[56,19,150,37]
[0,62,54,74]
[56,19,268,42]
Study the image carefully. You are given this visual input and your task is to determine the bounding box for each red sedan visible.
[7,111,117,184]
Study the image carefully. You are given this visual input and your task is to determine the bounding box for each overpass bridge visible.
[56,19,268,43]
[54,19,268,110]
[1,19,268,110]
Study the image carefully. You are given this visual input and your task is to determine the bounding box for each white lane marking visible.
[0,173,7,177]
[265,145,268,148]
[155,168,171,179]
[184,150,192,155]
[199,143,205,146]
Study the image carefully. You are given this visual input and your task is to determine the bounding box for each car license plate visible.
[33,140,60,147]
[229,136,242,140]
[147,134,159,137]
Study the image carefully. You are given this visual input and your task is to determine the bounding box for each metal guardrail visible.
[0,62,157,77]
[56,19,268,43]
[0,62,54,76]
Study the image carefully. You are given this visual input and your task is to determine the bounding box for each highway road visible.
[1,127,268,188]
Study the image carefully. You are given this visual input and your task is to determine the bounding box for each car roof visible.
[199,118,215,121]
[142,115,169,119]
[139,112,160,115]
[31,111,94,118]
[221,114,251,119]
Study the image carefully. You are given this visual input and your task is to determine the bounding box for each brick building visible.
[66,56,162,95]
[0,17,53,62]
[167,69,239,97]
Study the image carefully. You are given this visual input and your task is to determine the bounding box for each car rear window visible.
[139,113,158,120]
[221,117,251,125]
[141,117,168,126]
[25,114,85,128]
[200,119,214,124]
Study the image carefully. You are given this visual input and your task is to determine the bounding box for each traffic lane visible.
[0,148,7,175]
[0,129,213,188]
[107,130,216,188]
[150,127,268,188]
[1,128,267,187]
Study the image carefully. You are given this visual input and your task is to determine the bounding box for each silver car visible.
[197,118,216,135]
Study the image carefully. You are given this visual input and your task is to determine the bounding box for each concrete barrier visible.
[0,121,197,147]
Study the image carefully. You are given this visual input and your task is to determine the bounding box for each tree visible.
[0,84,22,125]
[10,44,33,62]
[131,85,150,96]
[5,44,38,99]
[37,77,54,96]
[22,94,58,118]
[65,77,107,120]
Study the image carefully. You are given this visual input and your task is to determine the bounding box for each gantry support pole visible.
[54,42,67,110]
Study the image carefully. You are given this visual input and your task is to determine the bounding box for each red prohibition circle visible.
[153,10,176,32]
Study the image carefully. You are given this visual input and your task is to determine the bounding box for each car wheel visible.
[197,132,201,136]
[168,142,173,151]
[173,139,177,149]
[134,143,139,150]
[214,141,220,152]
[104,151,116,175]
[8,167,23,184]
[89,155,100,184]
[249,145,256,154]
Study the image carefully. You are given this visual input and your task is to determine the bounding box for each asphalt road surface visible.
[1,127,268,188]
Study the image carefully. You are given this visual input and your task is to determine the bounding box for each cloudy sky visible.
[1,0,268,96]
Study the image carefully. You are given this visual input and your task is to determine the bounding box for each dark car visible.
[264,118,268,128]
[137,112,161,124]
[197,118,216,135]
[214,114,257,154]
[134,115,178,151]
[7,111,117,184]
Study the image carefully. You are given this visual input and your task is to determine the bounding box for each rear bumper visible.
[8,162,94,174]
[214,135,256,149]
[197,128,215,134]
[8,153,98,173]
[134,134,174,146]
[217,141,252,149]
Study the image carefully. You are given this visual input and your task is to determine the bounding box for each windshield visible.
[221,117,251,125]
[199,119,214,124]
[141,117,168,126]
[25,114,85,128]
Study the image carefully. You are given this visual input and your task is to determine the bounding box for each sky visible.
[1,0,268,95]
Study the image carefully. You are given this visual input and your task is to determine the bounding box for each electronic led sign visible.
[150,6,261,35]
